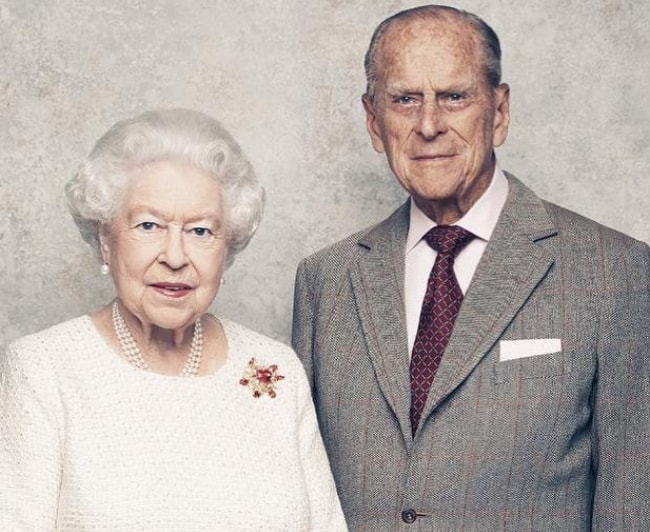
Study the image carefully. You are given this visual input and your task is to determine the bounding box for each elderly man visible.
[292,4,650,531]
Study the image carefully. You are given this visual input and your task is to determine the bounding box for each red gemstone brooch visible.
[239,357,285,398]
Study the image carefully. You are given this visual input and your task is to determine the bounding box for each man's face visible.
[363,18,510,222]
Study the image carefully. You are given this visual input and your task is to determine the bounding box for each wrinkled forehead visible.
[375,17,485,80]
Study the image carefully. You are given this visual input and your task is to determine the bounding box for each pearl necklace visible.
[111,301,203,377]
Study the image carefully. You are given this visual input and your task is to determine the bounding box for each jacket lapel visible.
[422,175,559,417]
[349,202,414,443]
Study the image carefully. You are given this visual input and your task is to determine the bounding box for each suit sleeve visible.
[591,240,650,530]
[0,343,62,530]
[292,258,316,388]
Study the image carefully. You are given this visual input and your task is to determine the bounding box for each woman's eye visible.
[189,227,212,237]
[137,221,158,231]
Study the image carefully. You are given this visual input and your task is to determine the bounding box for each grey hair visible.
[65,108,264,267]
[364,5,502,100]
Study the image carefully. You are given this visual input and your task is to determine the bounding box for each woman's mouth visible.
[150,283,193,298]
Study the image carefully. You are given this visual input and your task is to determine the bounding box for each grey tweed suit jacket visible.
[292,174,650,531]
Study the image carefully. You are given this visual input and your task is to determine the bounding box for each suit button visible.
[401,509,417,523]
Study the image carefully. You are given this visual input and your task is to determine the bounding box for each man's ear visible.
[362,94,386,154]
[492,83,511,148]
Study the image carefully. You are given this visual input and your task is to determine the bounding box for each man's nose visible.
[416,101,445,140]
[158,225,189,269]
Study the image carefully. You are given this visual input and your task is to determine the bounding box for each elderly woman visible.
[0,109,347,531]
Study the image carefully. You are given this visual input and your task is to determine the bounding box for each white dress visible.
[0,316,348,531]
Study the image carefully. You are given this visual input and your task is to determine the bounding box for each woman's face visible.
[100,160,228,331]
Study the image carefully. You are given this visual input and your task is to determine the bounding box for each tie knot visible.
[424,225,475,255]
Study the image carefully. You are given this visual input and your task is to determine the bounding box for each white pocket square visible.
[499,338,562,361]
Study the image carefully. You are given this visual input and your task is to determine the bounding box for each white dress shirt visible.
[405,166,509,355]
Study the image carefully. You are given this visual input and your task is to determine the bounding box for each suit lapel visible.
[422,175,559,417]
[349,202,414,443]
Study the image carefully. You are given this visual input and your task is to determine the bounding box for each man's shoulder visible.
[506,172,648,253]
[542,199,648,253]
[306,225,374,263]
[302,201,409,268]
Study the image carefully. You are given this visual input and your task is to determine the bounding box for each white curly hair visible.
[65,108,265,267]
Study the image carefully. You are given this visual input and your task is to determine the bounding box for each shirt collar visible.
[406,164,509,254]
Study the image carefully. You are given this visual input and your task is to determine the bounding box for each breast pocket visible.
[492,343,572,385]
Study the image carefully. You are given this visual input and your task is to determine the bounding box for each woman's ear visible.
[98,224,111,264]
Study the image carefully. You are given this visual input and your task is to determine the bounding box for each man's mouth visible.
[412,153,455,160]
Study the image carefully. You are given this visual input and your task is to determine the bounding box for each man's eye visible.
[445,93,465,103]
[396,95,415,104]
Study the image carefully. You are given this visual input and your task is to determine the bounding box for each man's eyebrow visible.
[383,81,478,95]
[384,83,418,94]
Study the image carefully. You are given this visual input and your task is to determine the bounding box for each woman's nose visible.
[157,226,189,269]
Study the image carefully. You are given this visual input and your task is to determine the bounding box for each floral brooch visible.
[240,357,285,398]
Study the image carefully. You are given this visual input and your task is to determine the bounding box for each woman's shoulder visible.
[216,317,312,406]
[4,316,96,373]
[1,317,95,396]
[8,316,94,354]
[216,317,302,369]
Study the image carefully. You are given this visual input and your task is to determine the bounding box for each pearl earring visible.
[100,263,110,275]
[220,278,226,285]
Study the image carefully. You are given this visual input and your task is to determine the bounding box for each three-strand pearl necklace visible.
[111,301,203,377]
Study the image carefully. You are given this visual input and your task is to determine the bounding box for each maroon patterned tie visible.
[409,225,475,435]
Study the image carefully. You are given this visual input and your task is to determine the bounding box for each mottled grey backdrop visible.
[1,0,649,348]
